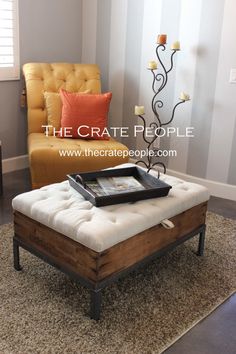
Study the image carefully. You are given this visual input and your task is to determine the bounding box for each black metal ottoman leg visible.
[197,226,206,256]
[90,289,102,320]
[13,238,22,271]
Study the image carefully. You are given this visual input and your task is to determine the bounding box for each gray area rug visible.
[0,212,235,354]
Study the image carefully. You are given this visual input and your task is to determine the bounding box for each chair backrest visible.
[23,63,101,134]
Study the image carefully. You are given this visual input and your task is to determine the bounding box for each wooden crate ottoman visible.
[12,164,209,320]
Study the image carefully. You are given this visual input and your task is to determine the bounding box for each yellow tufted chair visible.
[23,63,129,189]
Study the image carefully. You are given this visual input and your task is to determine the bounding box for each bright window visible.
[0,0,19,81]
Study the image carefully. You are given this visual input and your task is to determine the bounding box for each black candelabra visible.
[135,38,190,177]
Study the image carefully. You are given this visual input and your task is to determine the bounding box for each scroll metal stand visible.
[135,44,189,177]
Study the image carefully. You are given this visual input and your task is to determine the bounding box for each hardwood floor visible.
[208,195,236,220]
[0,169,31,224]
[1,168,235,354]
[164,295,236,354]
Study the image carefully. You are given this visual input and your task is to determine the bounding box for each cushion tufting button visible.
[180,185,189,191]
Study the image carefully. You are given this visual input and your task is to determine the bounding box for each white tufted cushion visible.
[12,164,210,252]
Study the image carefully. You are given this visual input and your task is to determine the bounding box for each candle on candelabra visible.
[171,41,180,50]
[134,105,145,115]
[157,34,167,45]
[180,92,190,101]
[148,60,157,70]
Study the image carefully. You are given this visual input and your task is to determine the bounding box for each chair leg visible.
[197,227,205,256]
[13,239,22,271]
[90,289,102,321]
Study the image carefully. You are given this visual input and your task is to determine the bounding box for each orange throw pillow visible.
[44,90,91,135]
[59,89,112,139]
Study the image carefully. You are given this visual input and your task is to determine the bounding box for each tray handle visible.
[75,174,86,188]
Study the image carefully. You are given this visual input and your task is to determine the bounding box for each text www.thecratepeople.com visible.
[58,149,177,159]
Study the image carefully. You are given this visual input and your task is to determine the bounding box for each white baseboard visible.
[129,158,236,201]
[167,168,236,201]
[2,154,29,174]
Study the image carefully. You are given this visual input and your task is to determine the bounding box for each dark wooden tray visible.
[67,166,172,207]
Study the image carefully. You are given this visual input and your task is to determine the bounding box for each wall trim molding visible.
[2,154,29,174]
[129,158,236,201]
[166,168,236,201]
